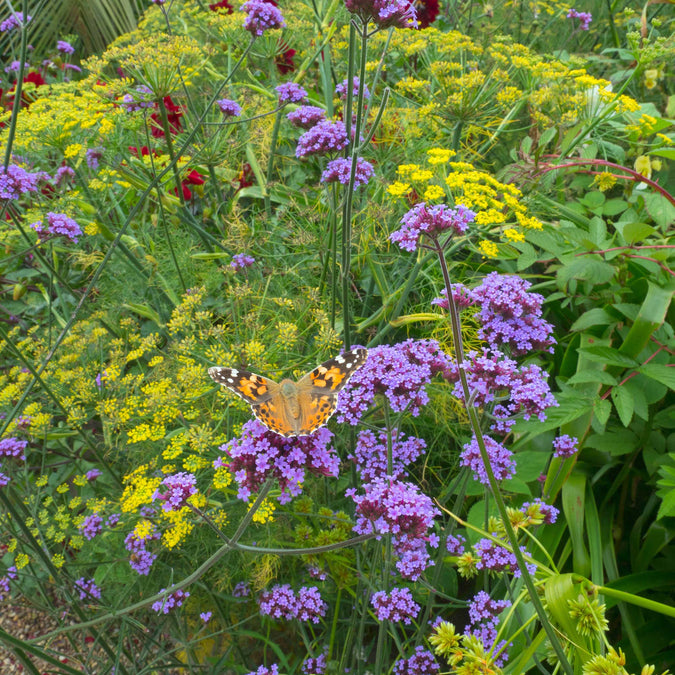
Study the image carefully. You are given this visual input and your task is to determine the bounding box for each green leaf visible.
[594,397,612,426]
[567,370,618,386]
[602,199,629,216]
[638,364,675,390]
[649,148,675,160]
[579,346,638,368]
[642,192,675,230]
[585,429,639,456]
[622,221,657,244]
[611,386,634,426]
[557,258,616,289]
[570,307,616,332]
[562,472,591,578]
[618,281,674,359]
[513,450,550,482]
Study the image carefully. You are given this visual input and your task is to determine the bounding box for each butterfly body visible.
[209,348,368,438]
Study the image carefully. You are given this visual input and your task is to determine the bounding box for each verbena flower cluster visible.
[217,98,242,117]
[152,588,190,614]
[0,164,50,200]
[473,538,536,578]
[75,577,102,601]
[371,587,420,623]
[343,0,418,30]
[335,76,370,100]
[302,652,327,674]
[567,8,592,30]
[153,471,196,511]
[390,202,475,251]
[216,421,339,503]
[0,437,27,487]
[124,527,159,576]
[0,12,31,32]
[295,120,348,158]
[258,584,327,623]
[553,434,579,458]
[460,435,516,485]
[466,591,511,667]
[79,513,103,540]
[275,82,307,104]
[241,0,286,36]
[393,646,440,675]
[337,339,452,424]
[231,253,255,270]
[349,428,426,482]
[348,476,439,579]
[321,157,374,190]
[31,212,83,243]
[472,272,555,355]
[286,105,326,129]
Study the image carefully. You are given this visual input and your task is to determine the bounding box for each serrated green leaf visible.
[642,192,675,229]
[622,221,656,244]
[657,491,675,520]
[567,370,618,386]
[570,308,616,332]
[611,386,634,426]
[594,397,612,426]
[585,429,639,456]
[579,346,638,368]
[557,258,616,289]
[638,364,675,390]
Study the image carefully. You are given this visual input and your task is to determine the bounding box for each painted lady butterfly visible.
[208,348,368,438]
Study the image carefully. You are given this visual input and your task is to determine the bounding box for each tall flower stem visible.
[431,237,574,675]
[264,110,283,218]
[340,20,369,349]
[156,97,186,207]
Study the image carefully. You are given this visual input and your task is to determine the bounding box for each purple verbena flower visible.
[258,583,298,620]
[217,421,339,503]
[344,0,418,29]
[0,437,27,459]
[336,339,452,425]
[296,120,348,158]
[393,646,440,675]
[321,157,374,190]
[152,588,190,614]
[217,98,242,117]
[86,147,104,170]
[472,272,555,355]
[79,513,103,540]
[57,40,75,55]
[54,165,75,186]
[371,587,420,623]
[0,13,31,32]
[460,435,515,485]
[567,8,592,30]
[466,591,512,667]
[553,434,578,458]
[154,471,197,511]
[0,473,9,488]
[31,212,83,242]
[200,611,212,622]
[522,498,559,525]
[349,428,426,482]
[431,283,477,310]
[296,586,327,623]
[390,202,475,251]
[124,528,159,575]
[474,538,536,577]
[302,652,327,675]
[446,533,466,555]
[335,76,370,100]
[233,581,251,597]
[106,513,120,528]
[275,82,307,104]
[241,0,286,36]
[286,105,326,129]
[75,577,102,600]
[121,85,154,112]
[4,61,30,74]
[245,666,279,675]
[231,253,255,270]
[0,164,50,200]
[85,468,101,481]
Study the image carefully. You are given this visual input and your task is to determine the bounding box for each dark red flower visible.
[175,169,205,201]
[415,0,439,29]
[276,47,296,74]
[129,146,154,157]
[237,163,254,190]
[150,96,183,138]
[209,0,233,11]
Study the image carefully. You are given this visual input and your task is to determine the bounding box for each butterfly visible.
[208,348,368,438]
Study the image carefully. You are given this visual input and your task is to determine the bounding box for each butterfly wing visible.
[208,367,276,405]
[295,348,369,435]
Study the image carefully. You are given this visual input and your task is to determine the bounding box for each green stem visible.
[598,585,675,618]
[156,98,185,207]
[432,237,574,675]
[264,110,283,218]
